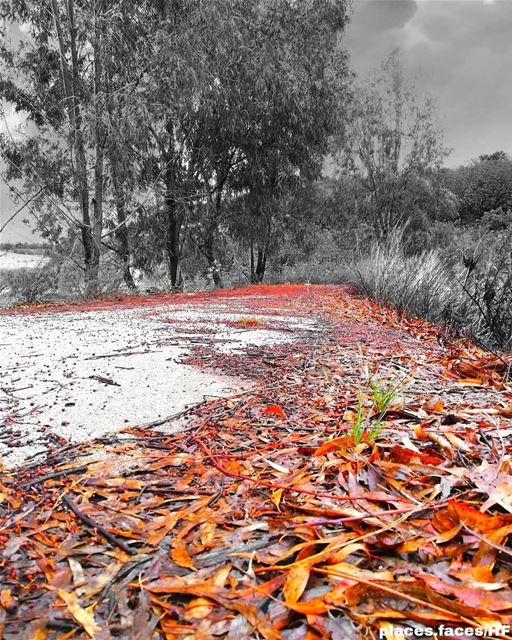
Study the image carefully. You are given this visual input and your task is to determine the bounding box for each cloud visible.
[349,0,418,33]
[344,0,512,166]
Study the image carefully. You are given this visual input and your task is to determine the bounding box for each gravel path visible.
[0,292,320,466]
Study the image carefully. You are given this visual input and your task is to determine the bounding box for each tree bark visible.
[90,0,104,297]
[204,234,223,289]
[160,120,184,290]
[254,247,267,283]
[51,0,99,296]
[204,190,224,289]
[66,0,100,296]
[110,163,136,290]
[250,239,256,283]
[165,197,183,290]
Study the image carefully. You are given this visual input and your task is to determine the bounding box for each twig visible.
[61,494,137,555]
[461,523,512,559]
[313,567,485,633]
[85,350,160,360]
[89,375,121,387]
[21,464,89,489]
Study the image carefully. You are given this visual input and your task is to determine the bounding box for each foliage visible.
[344,218,512,354]
[0,0,352,292]
[463,228,512,351]
[445,152,512,222]
[347,227,464,323]
[334,50,454,239]
[1,262,58,303]
[348,379,401,445]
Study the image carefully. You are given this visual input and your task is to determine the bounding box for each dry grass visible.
[344,226,512,354]
[345,228,464,324]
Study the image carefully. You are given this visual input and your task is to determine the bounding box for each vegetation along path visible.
[1,284,512,639]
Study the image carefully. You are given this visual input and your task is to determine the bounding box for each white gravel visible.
[0,297,319,467]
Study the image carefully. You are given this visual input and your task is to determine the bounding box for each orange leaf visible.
[283,564,310,604]
[313,437,345,457]
[423,398,445,414]
[51,588,102,638]
[171,544,196,570]
[448,500,512,532]
[0,588,16,611]
[147,512,181,546]
[391,444,444,466]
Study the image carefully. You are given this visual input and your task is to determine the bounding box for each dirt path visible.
[1,284,512,639]
[0,286,321,466]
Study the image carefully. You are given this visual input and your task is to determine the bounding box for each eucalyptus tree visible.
[337,50,452,237]
[0,0,353,293]
[0,1,113,294]
[178,0,352,286]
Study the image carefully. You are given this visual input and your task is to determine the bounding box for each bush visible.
[2,262,59,304]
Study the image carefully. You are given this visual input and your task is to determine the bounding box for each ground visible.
[0,288,318,466]
[1,284,512,639]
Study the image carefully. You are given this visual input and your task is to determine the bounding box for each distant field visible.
[0,251,49,271]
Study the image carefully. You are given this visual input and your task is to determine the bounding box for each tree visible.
[445,152,512,222]
[129,0,351,288]
[1,0,353,292]
[336,50,453,237]
[189,0,351,286]
[0,0,112,295]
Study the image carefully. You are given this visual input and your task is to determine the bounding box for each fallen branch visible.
[85,350,161,360]
[61,494,137,556]
[89,375,121,387]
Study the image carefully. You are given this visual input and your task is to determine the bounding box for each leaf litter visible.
[2,284,512,639]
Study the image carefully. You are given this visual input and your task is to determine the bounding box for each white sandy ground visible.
[0,296,321,467]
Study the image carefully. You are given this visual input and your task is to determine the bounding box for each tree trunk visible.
[50,0,101,297]
[86,0,106,297]
[250,239,257,284]
[204,224,223,289]
[255,248,267,283]
[163,192,182,290]
[160,120,184,290]
[106,161,136,291]
[111,172,136,290]
[254,247,267,283]
[168,211,183,289]
[250,240,267,284]
[68,0,100,297]
[103,59,135,292]
[206,249,223,288]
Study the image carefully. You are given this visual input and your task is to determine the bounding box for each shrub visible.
[344,223,512,354]
[2,262,59,304]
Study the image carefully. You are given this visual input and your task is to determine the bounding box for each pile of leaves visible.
[2,285,512,639]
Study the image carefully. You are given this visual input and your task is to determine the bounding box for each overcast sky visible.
[1,0,511,243]
[345,0,512,167]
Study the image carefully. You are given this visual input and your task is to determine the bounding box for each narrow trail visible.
[1,284,512,639]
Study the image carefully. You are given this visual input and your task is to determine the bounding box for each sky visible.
[1,0,512,243]
[344,0,512,167]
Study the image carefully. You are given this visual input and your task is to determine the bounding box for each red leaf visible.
[263,404,288,420]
